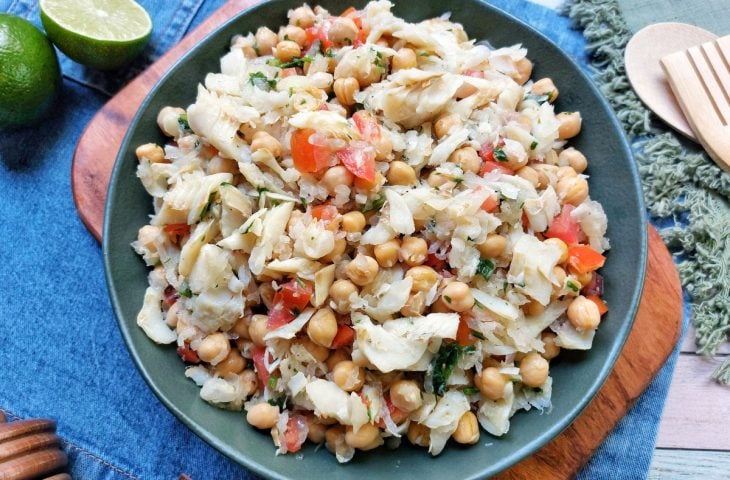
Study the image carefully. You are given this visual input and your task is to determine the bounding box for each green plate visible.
[103,1,647,478]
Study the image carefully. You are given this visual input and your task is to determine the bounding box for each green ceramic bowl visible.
[103,1,647,478]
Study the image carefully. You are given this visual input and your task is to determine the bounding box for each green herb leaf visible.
[199,192,215,219]
[462,386,479,396]
[432,342,476,396]
[443,295,452,303]
[249,71,277,90]
[324,47,335,57]
[476,258,495,281]
[268,396,287,408]
[493,146,508,162]
[470,329,486,340]
[178,114,190,131]
[361,193,386,213]
[268,374,279,389]
[300,197,308,207]
[566,280,581,292]
[294,277,307,288]
[278,55,313,69]
[419,51,431,57]
[178,283,192,298]
[530,141,538,150]
[373,49,387,73]
[474,299,485,309]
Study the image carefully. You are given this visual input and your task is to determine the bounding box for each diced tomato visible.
[164,223,190,237]
[586,294,609,316]
[283,415,308,453]
[290,128,331,173]
[176,342,200,364]
[337,143,376,183]
[567,245,606,274]
[480,194,499,213]
[424,252,448,272]
[251,346,271,388]
[330,324,355,349]
[478,138,506,163]
[310,204,339,222]
[464,69,486,78]
[352,111,382,144]
[163,285,179,307]
[281,67,298,78]
[340,7,367,45]
[267,302,296,329]
[305,19,334,50]
[479,160,514,176]
[278,279,314,312]
[456,316,476,347]
[545,204,580,244]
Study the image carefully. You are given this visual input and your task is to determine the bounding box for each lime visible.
[0,14,61,129]
[40,0,152,71]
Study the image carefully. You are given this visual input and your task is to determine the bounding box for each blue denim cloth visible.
[0,0,684,478]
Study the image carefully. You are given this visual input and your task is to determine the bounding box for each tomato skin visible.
[305,19,334,50]
[267,302,296,329]
[567,245,606,274]
[278,279,313,311]
[290,129,331,173]
[456,317,476,347]
[480,194,499,213]
[251,346,270,388]
[352,111,382,143]
[545,204,580,244]
[424,252,448,272]
[479,160,514,176]
[586,294,609,316]
[337,143,376,183]
[330,324,355,349]
[281,67,298,78]
[164,223,190,237]
[177,342,200,364]
[310,204,339,222]
[283,415,308,453]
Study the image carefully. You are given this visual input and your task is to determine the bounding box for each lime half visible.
[40,0,152,71]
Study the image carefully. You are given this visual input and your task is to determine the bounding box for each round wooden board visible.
[71,1,683,476]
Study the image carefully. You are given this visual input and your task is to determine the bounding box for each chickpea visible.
[567,295,601,331]
[157,106,186,137]
[441,281,474,312]
[288,5,316,28]
[279,25,306,46]
[531,78,559,102]
[512,57,533,85]
[332,361,365,392]
[433,113,462,139]
[541,332,561,360]
[325,425,347,454]
[342,211,367,233]
[405,266,439,292]
[399,236,428,266]
[389,380,422,412]
[135,143,165,163]
[571,268,593,286]
[137,224,160,251]
[544,237,568,264]
[250,131,282,158]
[392,47,417,71]
[321,165,354,194]
[557,175,589,206]
[516,165,539,187]
[307,416,328,443]
[207,155,238,175]
[475,367,508,400]
[523,299,545,317]
[534,163,559,189]
[254,27,278,55]
[387,160,417,186]
[345,423,382,450]
[333,77,359,106]
[307,307,338,347]
[374,239,400,268]
[520,352,549,387]
[477,234,506,258]
[328,17,359,46]
[246,403,279,429]
[197,333,230,365]
[240,369,258,396]
[297,336,330,362]
[325,349,350,372]
[452,411,480,445]
[274,40,301,62]
[215,349,247,376]
[557,165,578,181]
[559,147,587,173]
[427,170,450,188]
[407,422,430,448]
[232,316,250,340]
[165,301,180,328]
[400,291,427,317]
[450,146,481,173]
[329,279,358,310]
[430,296,451,313]
[249,314,269,347]
[321,237,347,263]
[557,111,582,139]
[346,253,379,286]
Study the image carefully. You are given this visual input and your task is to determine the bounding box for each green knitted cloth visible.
[566,0,730,382]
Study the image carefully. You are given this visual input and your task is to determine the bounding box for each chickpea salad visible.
[132,0,610,463]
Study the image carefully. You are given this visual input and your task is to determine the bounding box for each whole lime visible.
[40,0,152,71]
[0,14,61,129]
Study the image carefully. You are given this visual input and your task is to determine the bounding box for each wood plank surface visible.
[70,1,684,477]
[649,449,730,479]
[656,354,730,450]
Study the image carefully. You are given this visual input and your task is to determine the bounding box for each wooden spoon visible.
[625,22,717,141]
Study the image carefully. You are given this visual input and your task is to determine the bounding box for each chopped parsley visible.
[249,71,277,90]
[300,197,308,207]
[199,192,215,219]
[268,374,279,390]
[476,258,496,281]
[268,396,287,408]
[177,114,190,131]
[373,50,387,73]
[493,146,508,162]
[268,55,314,69]
[256,186,269,195]
[470,329,486,340]
[419,51,431,57]
[324,47,335,57]
[443,295,452,303]
[178,283,192,298]
[361,193,386,213]
[566,280,581,292]
[462,386,480,396]
[474,298,485,309]
[431,343,476,396]
[530,141,538,150]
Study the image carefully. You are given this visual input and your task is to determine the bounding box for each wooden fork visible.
[661,35,730,172]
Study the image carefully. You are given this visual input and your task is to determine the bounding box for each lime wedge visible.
[40,0,152,71]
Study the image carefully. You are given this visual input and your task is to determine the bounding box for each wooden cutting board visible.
[70,1,683,477]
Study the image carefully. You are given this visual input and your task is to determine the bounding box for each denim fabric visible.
[0,1,681,479]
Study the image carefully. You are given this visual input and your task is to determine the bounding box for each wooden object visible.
[625,22,717,141]
[661,35,730,171]
[0,419,68,480]
[70,2,683,477]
